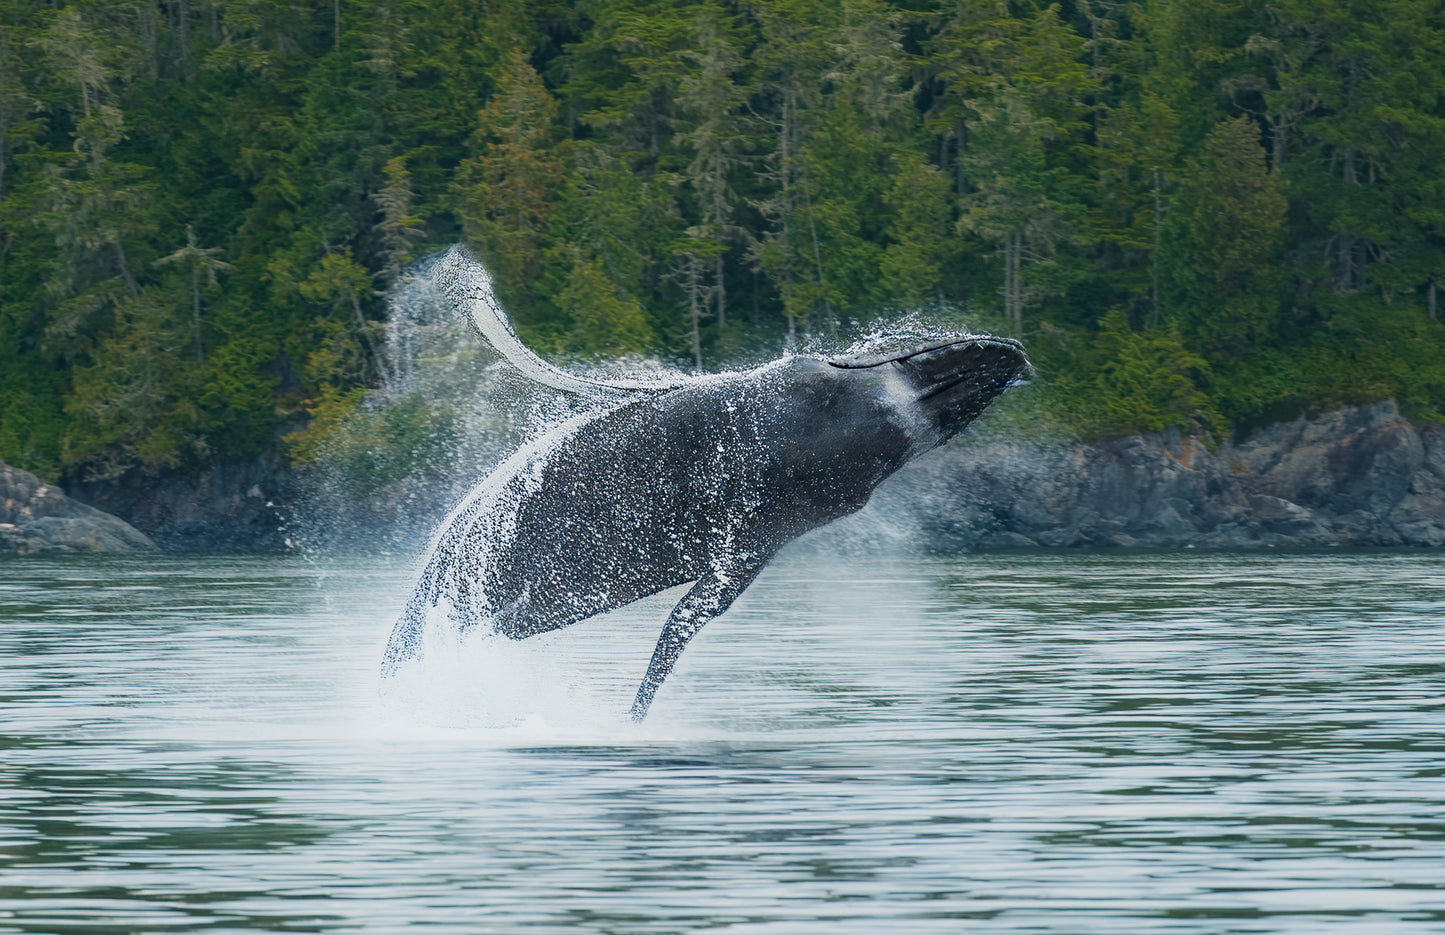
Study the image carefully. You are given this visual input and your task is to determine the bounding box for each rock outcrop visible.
[64,459,296,551]
[1,460,158,555]
[873,401,1445,549]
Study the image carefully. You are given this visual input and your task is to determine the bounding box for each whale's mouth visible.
[829,335,1029,399]
[830,333,1028,437]
[911,342,1030,400]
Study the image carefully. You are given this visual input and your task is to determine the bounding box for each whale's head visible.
[829,332,1030,443]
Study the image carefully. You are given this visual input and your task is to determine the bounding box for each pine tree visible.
[948,5,1093,333]
[372,154,424,289]
[1161,116,1285,356]
[156,223,231,359]
[453,47,566,314]
[673,4,745,335]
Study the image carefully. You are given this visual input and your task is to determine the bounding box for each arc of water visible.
[436,246,687,399]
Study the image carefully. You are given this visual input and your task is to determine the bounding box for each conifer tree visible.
[454,47,566,315]
[0,0,1440,482]
[372,155,424,289]
[1161,116,1285,356]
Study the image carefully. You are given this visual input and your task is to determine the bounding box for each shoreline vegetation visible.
[1,0,1442,531]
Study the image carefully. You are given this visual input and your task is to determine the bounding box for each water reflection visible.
[0,550,1442,932]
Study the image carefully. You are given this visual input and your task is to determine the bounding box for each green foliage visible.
[0,0,1441,488]
[1161,117,1286,356]
[880,156,952,306]
[556,249,656,356]
[62,290,204,478]
[284,386,461,498]
[1079,309,1225,438]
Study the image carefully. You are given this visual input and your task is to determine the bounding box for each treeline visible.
[1,0,1443,484]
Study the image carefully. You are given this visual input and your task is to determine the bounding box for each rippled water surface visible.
[2,548,1442,933]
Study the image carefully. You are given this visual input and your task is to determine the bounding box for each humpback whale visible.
[383,248,1029,720]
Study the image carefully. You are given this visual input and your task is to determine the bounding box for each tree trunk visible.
[192,270,203,359]
[138,1,159,80]
[1269,114,1287,175]
[1087,3,1102,143]
[778,88,797,347]
[686,254,703,371]
[1151,166,1162,327]
[351,294,385,382]
[1339,146,1354,280]
[715,252,725,328]
[1002,229,1024,332]
[1015,230,1023,331]
[751,268,760,325]
[1332,62,1365,294]
[176,0,192,83]
[955,117,967,194]
[114,240,139,297]
[1001,234,1011,327]
[802,178,831,334]
[791,87,831,333]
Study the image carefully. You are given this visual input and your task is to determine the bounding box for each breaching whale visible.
[382,248,1029,720]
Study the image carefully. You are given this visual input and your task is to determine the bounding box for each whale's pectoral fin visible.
[629,559,767,721]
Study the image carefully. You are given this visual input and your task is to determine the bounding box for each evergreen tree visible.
[1161,116,1286,357]
[453,47,567,317]
[155,223,231,360]
[955,6,1093,333]
[673,3,745,340]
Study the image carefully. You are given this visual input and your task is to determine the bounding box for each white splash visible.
[374,248,1015,727]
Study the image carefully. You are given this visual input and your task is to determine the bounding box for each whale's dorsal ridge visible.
[437,245,687,399]
[827,329,1026,370]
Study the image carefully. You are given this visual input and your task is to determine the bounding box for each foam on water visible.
[377,627,604,730]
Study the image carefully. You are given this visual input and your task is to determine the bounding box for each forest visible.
[1,0,1442,487]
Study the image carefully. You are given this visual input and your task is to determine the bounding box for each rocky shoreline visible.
[5,401,1442,556]
[1,461,157,555]
[878,400,1445,549]
[63,459,297,552]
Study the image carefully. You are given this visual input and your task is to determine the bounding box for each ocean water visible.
[1,548,1442,933]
